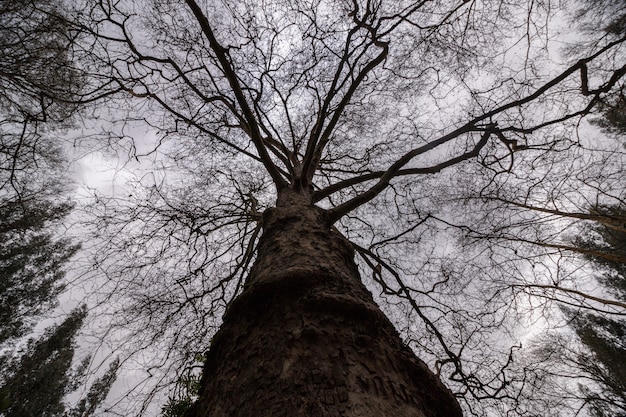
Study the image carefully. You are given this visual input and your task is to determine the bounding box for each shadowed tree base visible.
[185,197,463,417]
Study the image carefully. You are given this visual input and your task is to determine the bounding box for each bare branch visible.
[184,0,288,189]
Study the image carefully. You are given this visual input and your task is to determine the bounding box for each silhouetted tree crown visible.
[58,0,626,415]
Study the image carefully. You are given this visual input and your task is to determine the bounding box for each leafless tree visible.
[66,0,626,415]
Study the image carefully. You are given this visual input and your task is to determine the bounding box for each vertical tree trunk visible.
[186,189,462,417]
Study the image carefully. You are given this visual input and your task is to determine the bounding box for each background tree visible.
[0,0,82,347]
[0,1,119,415]
[65,358,120,417]
[0,307,85,417]
[0,0,81,123]
[518,204,626,417]
[527,68,626,415]
[0,199,78,344]
[0,307,118,417]
[444,2,626,408]
[66,0,626,415]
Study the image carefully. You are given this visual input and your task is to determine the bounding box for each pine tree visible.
[567,205,626,416]
[554,2,626,410]
[0,1,114,415]
[65,358,120,417]
[0,0,82,347]
[0,307,86,417]
[0,199,79,344]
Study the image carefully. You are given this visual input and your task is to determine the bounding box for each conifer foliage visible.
[0,1,117,415]
[0,307,119,417]
[568,119,626,415]
[0,308,85,417]
[0,0,81,345]
[555,204,626,417]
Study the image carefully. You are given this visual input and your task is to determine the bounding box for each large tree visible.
[68,0,626,415]
[0,0,82,346]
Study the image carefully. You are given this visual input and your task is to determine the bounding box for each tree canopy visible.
[51,0,626,415]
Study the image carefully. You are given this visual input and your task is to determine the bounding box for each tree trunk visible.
[185,189,462,417]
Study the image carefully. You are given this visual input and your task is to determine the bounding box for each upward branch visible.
[323,35,626,223]
[184,0,288,190]
[300,14,389,187]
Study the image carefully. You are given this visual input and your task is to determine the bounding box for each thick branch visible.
[184,0,288,189]
[326,127,493,222]
[514,283,626,313]
[118,82,266,165]
[315,130,493,203]
[478,36,626,125]
[322,36,626,221]
[300,25,362,181]
[301,19,389,186]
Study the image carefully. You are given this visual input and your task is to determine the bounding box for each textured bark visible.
[185,189,462,417]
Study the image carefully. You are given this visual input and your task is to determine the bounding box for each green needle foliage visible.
[0,307,119,417]
[567,204,626,416]
[0,307,85,417]
[0,199,79,345]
